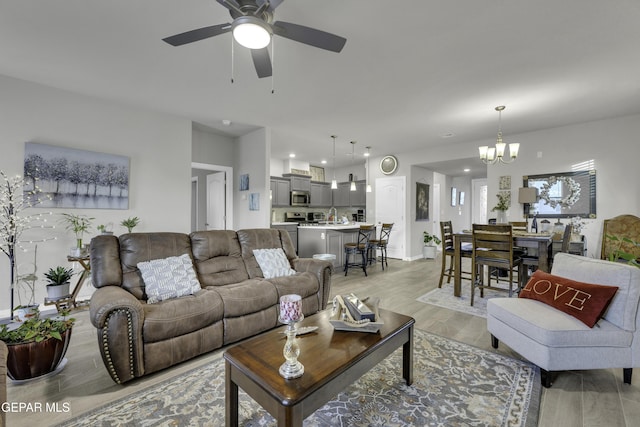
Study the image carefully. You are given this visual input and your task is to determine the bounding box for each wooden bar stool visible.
[344,225,375,276]
[368,223,393,270]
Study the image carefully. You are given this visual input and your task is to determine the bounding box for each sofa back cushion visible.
[190,230,250,286]
[237,229,297,279]
[119,233,194,300]
[551,253,640,331]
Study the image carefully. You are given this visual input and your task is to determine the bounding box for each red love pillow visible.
[519,270,618,327]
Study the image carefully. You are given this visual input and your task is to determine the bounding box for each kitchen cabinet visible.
[310,182,332,207]
[332,180,366,207]
[284,174,311,192]
[297,226,360,269]
[270,178,290,207]
[271,223,298,253]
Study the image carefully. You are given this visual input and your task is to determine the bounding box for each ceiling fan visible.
[162,0,347,78]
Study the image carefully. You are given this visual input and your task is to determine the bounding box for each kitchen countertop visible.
[297,223,373,230]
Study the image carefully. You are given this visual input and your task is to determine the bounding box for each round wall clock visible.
[380,155,398,175]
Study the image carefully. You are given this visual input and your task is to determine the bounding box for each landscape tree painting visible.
[24,142,130,209]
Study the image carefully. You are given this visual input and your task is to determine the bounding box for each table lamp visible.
[518,187,538,231]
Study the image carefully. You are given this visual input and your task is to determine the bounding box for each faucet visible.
[328,207,338,225]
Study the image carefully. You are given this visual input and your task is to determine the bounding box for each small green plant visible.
[423,231,442,246]
[606,235,640,268]
[97,224,106,233]
[121,216,140,233]
[44,266,74,286]
[60,213,94,248]
[0,313,74,344]
[491,192,511,212]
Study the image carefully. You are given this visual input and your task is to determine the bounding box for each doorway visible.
[472,178,487,225]
[191,162,234,231]
[374,176,406,259]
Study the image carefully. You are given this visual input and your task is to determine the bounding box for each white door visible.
[191,177,198,232]
[472,178,487,225]
[206,172,226,230]
[375,176,406,259]
[433,183,441,239]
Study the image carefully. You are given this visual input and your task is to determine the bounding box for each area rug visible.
[416,281,513,318]
[56,329,540,427]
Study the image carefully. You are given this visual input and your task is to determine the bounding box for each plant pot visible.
[423,245,437,259]
[46,283,71,300]
[496,211,508,224]
[4,329,72,380]
[13,305,39,323]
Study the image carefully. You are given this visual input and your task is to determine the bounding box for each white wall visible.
[234,128,270,229]
[0,75,192,315]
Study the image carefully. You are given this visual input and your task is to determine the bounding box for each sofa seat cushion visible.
[488,298,633,348]
[267,272,320,300]
[212,279,279,318]
[142,289,224,343]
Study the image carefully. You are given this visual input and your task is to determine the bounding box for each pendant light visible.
[350,141,357,191]
[330,135,338,189]
[365,146,372,192]
[479,105,520,164]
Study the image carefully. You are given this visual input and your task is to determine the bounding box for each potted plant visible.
[60,213,94,256]
[0,311,75,380]
[491,192,510,224]
[44,266,74,300]
[121,216,140,233]
[423,231,441,259]
[606,235,640,268]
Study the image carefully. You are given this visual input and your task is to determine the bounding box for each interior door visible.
[472,178,488,225]
[375,176,406,259]
[206,172,226,230]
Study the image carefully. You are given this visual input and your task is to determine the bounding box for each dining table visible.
[453,231,553,297]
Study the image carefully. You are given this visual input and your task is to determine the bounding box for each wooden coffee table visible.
[224,308,414,427]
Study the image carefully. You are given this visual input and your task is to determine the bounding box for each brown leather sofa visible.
[90,228,332,384]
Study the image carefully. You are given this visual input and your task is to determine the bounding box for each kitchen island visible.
[298,223,374,269]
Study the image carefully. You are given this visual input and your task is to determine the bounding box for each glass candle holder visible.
[278,294,304,379]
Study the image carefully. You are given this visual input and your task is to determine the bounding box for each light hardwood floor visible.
[5,256,640,426]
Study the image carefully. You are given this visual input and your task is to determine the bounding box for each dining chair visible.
[438,221,472,287]
[600,214,640,261]
[509,221,528,232]
[344,225,375,276]
[521,224,571,283]
[368,223,393,270]
[470,224,524,306]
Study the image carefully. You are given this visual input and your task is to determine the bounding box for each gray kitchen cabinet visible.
[270,178,291,207]
[333,182,351,207]
[332,180,366,207]
[310,182,332,207]
[285,174,311,192]
[297,227,359,269]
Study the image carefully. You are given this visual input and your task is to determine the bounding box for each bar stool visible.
[368,223,393,270]
[438,221,473,287]
[344,225,375,276]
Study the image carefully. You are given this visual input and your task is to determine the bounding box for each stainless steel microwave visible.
[290,190,310,207]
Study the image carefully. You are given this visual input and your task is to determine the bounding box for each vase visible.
[496,211,508,224]
[571,232,582,243]
[5,329,72,380]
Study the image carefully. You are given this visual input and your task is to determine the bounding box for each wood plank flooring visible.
[5,256,640,426]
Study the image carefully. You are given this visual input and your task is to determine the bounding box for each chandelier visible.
[479,106,519,164]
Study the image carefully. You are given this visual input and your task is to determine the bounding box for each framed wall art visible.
[24,142,130,209]
[459,191,465,206]
[451,187,457,207]
[499,175,511,190]
[416,182,429,221]
[240,174,249,191]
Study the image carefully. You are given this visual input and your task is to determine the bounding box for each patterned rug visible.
[56,329,540,427]
[416,281,514,318]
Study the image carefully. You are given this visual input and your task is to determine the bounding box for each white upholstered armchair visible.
[487,253,640,387]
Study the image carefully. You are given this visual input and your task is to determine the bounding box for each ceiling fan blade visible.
[162,24,231,46]
[216,0,241,10]
[272,21,346,53]
[251,48,273,78]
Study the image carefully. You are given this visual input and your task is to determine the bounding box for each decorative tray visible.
[328,296,383,333]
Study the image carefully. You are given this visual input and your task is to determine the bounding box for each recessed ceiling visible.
[1,1,638,169]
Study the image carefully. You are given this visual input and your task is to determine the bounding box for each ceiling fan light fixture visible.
[232,16,272,49]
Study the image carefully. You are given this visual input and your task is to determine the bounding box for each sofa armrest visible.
[0,340,6,427]
[89,286,145,383]
[292,258,333,309]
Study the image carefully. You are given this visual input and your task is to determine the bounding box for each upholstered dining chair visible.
[344,225,375,276]
[471,224,524,306]
[368,223,393,270]
[438,221,472,287]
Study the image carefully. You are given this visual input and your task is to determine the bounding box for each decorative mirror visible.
[380,155,398,175]
[523,170,596,218]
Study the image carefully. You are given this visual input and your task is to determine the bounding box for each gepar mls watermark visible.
[1,401,71,413]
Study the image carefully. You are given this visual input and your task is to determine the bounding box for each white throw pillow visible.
[252,248,297,279]
[137,254,201,304]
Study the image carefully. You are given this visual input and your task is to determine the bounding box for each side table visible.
[44,256,90,311]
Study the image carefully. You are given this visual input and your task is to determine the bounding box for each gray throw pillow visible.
[252,248,297,279]
[137,254,201,304]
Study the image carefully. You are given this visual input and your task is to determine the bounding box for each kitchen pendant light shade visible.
[366,184,372,193]
[331,135,338,190]
[365,146,372,193]
[331,179,338,189]
[350,181,356,191]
